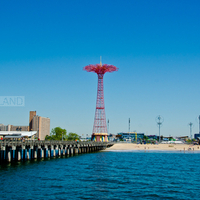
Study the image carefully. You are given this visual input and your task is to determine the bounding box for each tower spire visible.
[100,56,102,66]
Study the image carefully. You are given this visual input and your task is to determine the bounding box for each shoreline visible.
[104,143,200,152]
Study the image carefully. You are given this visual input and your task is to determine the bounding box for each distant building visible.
[108,134,116,142]
[176,136,189,141]
[194,134,200,140]
[32,115,50,140]
[162,137,169,141]
[0,124,29,131]
[10,125,29,131]
[117,132,144,141]
[0,111,50,140]
[29,111,36,131]
[0,124,12,131]
[146,135,158,140]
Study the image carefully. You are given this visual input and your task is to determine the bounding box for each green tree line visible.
[45,127,80,141]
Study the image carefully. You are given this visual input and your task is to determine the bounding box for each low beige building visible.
[10,125,29,131]
[0,124,29,131]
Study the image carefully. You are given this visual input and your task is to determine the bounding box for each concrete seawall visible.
[0,141,113,164]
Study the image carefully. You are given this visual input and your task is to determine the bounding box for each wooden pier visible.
[0,141,113,164]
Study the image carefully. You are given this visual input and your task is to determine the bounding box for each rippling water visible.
[1,151,200,200]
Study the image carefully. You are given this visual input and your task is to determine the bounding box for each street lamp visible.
[188,122,193,139]
[156,115,164,143]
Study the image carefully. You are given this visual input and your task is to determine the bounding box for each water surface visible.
[0,151,200,199]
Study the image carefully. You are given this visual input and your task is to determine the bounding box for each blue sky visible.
[0,0,200,137]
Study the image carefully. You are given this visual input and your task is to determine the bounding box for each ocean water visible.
[0,151,200,200]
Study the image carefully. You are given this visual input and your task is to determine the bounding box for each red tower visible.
[84,62,118,142]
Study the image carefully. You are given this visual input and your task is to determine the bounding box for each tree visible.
[45,135,53,140]
[143,135,148,140]
[67,132,79,141]
[186,139,192,144]
[50,127,67,140]
[161,135,163,141]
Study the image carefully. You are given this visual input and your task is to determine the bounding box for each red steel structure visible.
[84,63,118,142]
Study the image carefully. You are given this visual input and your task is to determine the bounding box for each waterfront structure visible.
[84,61,118,142]
[32,115,50,140]
[0,140,111,164]
[117,132,144,141]
[0,131,37,140]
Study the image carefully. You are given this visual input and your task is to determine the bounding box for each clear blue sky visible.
[1,0,200,137]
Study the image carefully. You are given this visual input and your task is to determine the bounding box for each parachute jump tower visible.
[84,61,118,142]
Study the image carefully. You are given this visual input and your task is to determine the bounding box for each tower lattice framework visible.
[84,63,118,141]
[93,73,107,134]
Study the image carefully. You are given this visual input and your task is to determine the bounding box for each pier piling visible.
[0,141,111,164]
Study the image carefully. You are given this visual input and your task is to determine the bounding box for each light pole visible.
[107,119,109,135]
[198,115,200,134]
[156,115,164,143]
[128,118,130,141]
[189,122,193,139]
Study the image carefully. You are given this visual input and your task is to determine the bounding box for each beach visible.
[105,143,200,152]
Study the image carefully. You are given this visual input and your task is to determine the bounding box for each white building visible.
[0,131,37,140]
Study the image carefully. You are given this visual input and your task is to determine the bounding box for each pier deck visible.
[0,141,113,164]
